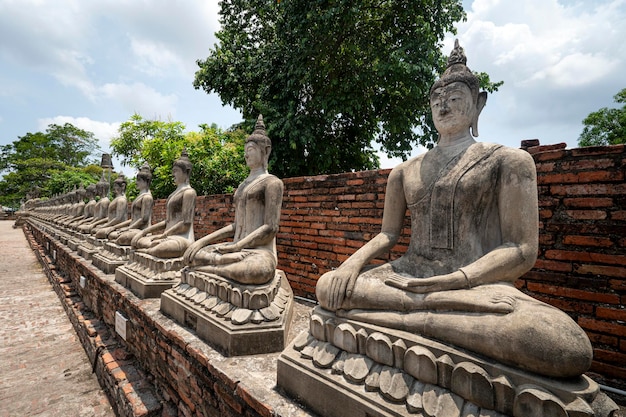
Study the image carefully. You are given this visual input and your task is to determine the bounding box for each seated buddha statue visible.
[108,163,154,245]
[131,150,196,258]
[183,115,284,285]
[77,174,110,233]
[94,174,129,239]
[315,40,592,378]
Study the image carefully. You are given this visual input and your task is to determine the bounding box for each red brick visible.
[545,250,626,266]
[539,209,553,219]
[579,317,626,337]
[562,197,613,208]
[570,144,625,156]
[550,183,626,196]
[609,279,626,291]
[531,148,567,161]
[612,211,626,221]
[593,348,626,367]
[596,307,626,321]
[589,361,626,381]
[535,162,556,173]
[562,235,613,247]
[575,264,626,278]
[561,158,617,171]
[526,283,621,304]
[565,210,607,220]
[586,331,619,347]
[531,294,594,314]
[533,259,572,272]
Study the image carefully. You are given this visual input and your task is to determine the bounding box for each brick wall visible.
[519,142,626,386]
[144,142,625,386]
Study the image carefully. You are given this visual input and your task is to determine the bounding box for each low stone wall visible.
[25,222,312,417]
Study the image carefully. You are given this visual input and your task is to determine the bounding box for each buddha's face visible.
[430,81,475,138]
[172,166,187,185]
[136,177,147,191]
[113,183,124,196]
[244,141,264,170]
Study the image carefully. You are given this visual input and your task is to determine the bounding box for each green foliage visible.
[195,0,494,177]
[44,167,102,196]
[0,123,102,208]
[110,115,248,199]
[578,88,626,147]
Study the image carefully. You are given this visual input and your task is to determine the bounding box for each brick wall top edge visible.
[526,142,568,155]
[282,168,392,185]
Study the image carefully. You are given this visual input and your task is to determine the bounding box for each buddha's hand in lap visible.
[317,267,359,311]
[214,242,240,254]
[385,270,468,293]
[183,241,204,265]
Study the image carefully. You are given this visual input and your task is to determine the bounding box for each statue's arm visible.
[460,149,539,286]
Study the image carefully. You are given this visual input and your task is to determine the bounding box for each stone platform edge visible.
[24,221,313,417]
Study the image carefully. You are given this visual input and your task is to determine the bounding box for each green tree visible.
[110,115,248,199]
[195,0,489,177]
[0,124,101,207]
[578,88,626,147]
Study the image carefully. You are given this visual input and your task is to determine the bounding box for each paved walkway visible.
[0,221,114,417]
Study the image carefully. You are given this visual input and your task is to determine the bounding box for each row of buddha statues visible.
[21,42,618,417]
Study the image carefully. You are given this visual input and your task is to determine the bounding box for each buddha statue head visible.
[136,163,153,188]
[245,114,272,169]
[430,39,487,138]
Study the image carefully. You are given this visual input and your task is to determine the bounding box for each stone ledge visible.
[25,220,314,417]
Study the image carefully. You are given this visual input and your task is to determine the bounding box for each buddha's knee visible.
[315,274,334,311]
[516,306,592,377]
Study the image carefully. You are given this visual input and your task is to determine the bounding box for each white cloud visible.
[449,0,626,147]
[130,37,185,78]
[37,116,120,152]
[99,82,178,119]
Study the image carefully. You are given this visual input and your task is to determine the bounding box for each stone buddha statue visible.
[70,184,97,229]
[94,173,129,239]
[160,115,293,356]
[131,150,196,258]
[93,165,153,275]
[278,41,615,417]
[77,174,110,233]
[315,40,591,379]
[108,163,154,245]
[183,115,284,285]
[116,151,196,297]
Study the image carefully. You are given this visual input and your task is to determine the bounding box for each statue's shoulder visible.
[390,152,427,179]
[480,142,536,176]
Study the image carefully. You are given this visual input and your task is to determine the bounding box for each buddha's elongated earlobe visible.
[471,91,488,137]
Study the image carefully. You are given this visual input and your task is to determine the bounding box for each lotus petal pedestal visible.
[115,251,183,298]
[92,241,131,274]
[277,307,618,417]
[160,267,294,356]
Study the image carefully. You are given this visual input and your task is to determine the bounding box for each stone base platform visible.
[77,235,103,260]
[115,251,183,298]
[277,307,619,417]
[92,241,131,274]
[161,268,294,356]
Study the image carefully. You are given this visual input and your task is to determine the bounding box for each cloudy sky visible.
[1,0,624,172]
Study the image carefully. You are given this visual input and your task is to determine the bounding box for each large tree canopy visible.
[0,123,101,207]
[110,114,249,199]
[578,88,626,147]
[194,0,467,177]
